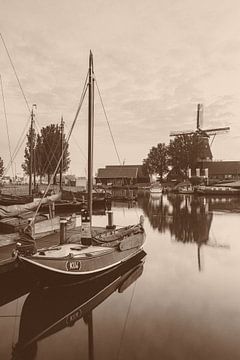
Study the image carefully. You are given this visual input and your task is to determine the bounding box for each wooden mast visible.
[29,105,36,196]
[60,116,64,190]
[88,51,94,225]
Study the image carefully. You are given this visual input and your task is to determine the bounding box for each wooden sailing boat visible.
[12,251,145,359]
[16,52,146,282]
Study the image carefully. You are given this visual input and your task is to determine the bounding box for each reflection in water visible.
[12,251,146,360]
[207,196,240,213]
[139,194,230,271]
[0,267,36,308]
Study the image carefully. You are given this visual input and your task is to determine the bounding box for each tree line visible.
[0,123,70,184]
[0,126,204,184]
[142,133,203,180]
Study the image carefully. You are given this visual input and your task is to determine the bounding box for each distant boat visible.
[178,185,194,195]
[0,193,60,219]
[0,193,62,235]
[150,182,163,194]
[195,185,240,196]
[16,52,146,283]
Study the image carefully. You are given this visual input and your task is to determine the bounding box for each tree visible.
[168,134,200,175]
[143,143,169,181]
[0,157,4,177]
[22,123,70,184]
[38,124,70,184]
[22,126,36,176]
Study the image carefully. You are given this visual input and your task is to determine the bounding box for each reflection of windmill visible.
[167,196,230,272]
[170,104,230,161]
[197,237,230,272]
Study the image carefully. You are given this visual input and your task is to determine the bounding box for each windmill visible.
[170,104,230,161]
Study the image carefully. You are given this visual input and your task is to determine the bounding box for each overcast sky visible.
[0,0,240,176]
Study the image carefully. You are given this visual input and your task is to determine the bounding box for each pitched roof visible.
[197,161,240,175]
[97,166,139,179]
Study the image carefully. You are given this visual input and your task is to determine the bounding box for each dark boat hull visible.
[0,194,33,206]
[19,245,144,285]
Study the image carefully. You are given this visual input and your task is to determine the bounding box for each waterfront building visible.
[192,160,240,181]
[96,165,149,186]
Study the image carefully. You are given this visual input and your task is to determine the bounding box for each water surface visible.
[1,193,240,360]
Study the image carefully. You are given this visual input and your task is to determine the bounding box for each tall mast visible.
[60,116,64,190]
[88,51,94,225]
[29,104,36,196]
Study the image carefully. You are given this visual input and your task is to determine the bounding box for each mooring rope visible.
[0,33,31,113]
[95,76,122,165]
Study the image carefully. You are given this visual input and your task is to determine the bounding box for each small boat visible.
[150,182,163,194]
[0,193,62,235]
[16,52,146,283]
[195,185,240,196]
[0,211,48,233]
[0,192,60,219]
[178,186,194,195]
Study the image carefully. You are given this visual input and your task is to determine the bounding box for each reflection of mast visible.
[86,312,94,360]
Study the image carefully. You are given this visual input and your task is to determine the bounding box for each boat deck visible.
[33,244,113,259]
[0,225,106,273]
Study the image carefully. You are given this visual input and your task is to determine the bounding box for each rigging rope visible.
[34,119,61,176]
[3,131,27,176]
[0,33,31,113]
[0,74,14,178]
[30,70,89,225]
[95,76,122,165]
[117,281,137,360]
[0,33,32,176]
[64,122,87,161]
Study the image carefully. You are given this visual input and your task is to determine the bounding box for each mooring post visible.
[52,201,55,218]
[49,203,52,219]
[106,210,116,229]
[60,217,67,244]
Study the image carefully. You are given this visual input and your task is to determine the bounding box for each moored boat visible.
[195,185,240,196]
[12,251,146,359]
[16,52,146,283]
[150,182,163,194]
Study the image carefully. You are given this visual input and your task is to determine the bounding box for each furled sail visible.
[0,193,61,218]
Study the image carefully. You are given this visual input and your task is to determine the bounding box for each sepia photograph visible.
[0,0,240,359]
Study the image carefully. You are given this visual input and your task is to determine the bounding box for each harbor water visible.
[0,193,240,359]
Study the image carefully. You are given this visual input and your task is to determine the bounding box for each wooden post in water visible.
[106,210,115,229]
[60,217,67,244]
